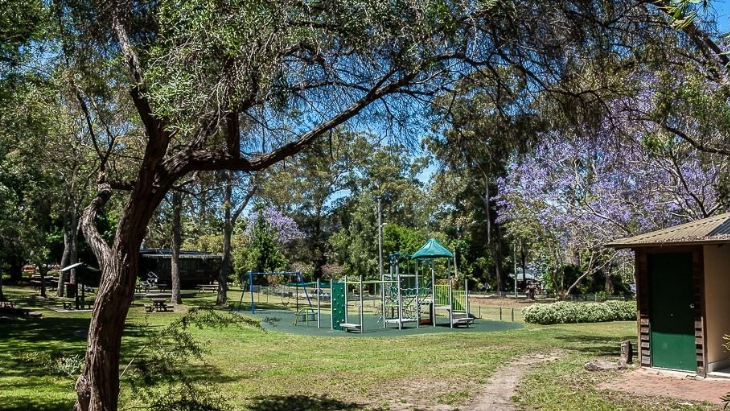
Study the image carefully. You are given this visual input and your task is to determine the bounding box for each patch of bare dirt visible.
[599,367,730,407]
[461,352,561,411]
[380,352,561,411]
[469,295,553,309]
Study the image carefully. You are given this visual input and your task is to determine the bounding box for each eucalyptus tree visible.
[213,170,256,304]
[328,193,380,277]
[426,67,540,292]
[0,0,50,286]
[326,139,432,279]
[256,129,368,278]
[0,74,78,297]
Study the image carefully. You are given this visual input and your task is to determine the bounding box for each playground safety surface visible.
[234,309,523,337]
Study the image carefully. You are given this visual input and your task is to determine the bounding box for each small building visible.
[138,249,223,288]
[606,212,730,376]
[508,269,542,292]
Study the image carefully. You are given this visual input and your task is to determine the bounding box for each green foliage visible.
[140,382,231,411]
[329,194,376,278]
[0,0,47,66]
[522,301,636,325]
[125,307,259,411]
[18,351,84,380]
[234,212,286,281]
[381,224,423,256]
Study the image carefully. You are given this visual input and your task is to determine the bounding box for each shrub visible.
[522,300,636,325]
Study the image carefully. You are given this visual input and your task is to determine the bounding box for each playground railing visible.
[469,306,525,322]
[433,285,449,306]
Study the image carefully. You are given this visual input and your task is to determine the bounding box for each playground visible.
[233,238,524,336]
[245,308,522,336]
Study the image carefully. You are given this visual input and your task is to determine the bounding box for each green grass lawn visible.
[0,285,720,411]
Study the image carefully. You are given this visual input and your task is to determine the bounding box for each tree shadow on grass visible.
[0,315,90,346]
[247,394,388,411]
[0,396,73,411]
[553,334,636,357]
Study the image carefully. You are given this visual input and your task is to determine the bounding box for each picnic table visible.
[196,284,218,292]
[145,298,174,312]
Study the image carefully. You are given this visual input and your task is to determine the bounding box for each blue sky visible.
[709,1,730,31]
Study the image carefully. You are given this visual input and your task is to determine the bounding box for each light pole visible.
[377,195,384,281]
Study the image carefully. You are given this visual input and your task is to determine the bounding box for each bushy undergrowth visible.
[522,300,636,325]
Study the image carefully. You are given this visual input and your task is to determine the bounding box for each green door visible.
[648,252,696,371]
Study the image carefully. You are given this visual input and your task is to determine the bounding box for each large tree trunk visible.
[38,261,47,298]
[170,191,183,304]
[0,262,5,301]
[217,177,233,305]
[76,177,164,411]
[483,175,505,293]
[9,255,22,283]
[58,218,70,297]
[74,244,138,411]
[493,222,505,291]
[218,172,256,305]
[71,211,79,286]
[58,211,80,297]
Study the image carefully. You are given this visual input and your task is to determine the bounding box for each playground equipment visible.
[412,238,474,328]
[237,271,315,316]
[332,275,364,332]
[293,279,331,327]
[235,272,335,328]
[329,238,475,332]
[380,252,430,329]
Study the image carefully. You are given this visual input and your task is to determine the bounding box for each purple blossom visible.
[244,207,305,246]
[495,118,724,251]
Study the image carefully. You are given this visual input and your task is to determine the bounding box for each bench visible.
[196,284,218,292]
[0,301,15,308]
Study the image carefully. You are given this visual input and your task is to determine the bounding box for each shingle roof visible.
[605,212,730,249]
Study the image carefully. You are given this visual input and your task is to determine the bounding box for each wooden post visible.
[619,340,633,365]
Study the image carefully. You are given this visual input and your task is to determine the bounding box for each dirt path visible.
[462,352,562,411]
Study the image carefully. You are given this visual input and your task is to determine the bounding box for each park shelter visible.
[138,248,222,288]
[606,212,730,376]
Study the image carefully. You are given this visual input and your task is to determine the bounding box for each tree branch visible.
[79,178,113,273]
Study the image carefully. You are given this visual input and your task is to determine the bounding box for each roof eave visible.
[606,239,730,249]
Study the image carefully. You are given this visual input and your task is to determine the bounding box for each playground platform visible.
[235,309,523,337]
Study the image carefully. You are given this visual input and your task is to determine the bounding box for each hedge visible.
[522,300,636,325]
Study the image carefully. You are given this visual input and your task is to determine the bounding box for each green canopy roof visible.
[411,238,453,259]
